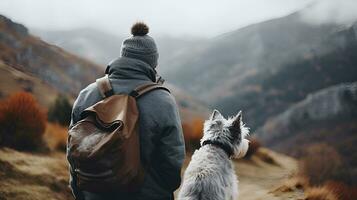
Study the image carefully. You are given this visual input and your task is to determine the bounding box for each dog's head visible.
[201,109,249,159]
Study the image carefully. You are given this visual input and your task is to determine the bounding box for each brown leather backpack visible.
[67,75,169,192]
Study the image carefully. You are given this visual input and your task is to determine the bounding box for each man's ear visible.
[232,111,242,129]
[210,109,224,120]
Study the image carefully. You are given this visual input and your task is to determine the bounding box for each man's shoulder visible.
[136,86,180,127]
[78,82,98,97]
[138,86,175,106]
[74,82,101,111]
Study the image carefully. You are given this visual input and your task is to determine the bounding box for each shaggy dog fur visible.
[178,110,249,200]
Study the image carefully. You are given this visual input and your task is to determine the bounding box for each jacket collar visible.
[107,57,156,82]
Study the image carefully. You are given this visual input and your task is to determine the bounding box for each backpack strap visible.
[96,75,114,98]
[129,82,170,98]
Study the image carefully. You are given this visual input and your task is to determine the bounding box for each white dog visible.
[178,110,249,200]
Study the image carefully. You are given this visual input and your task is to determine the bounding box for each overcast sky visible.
[0,0,356,38]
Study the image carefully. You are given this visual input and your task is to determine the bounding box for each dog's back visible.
[178,145,238,200]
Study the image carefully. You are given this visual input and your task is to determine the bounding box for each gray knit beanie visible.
[120,22,159,68]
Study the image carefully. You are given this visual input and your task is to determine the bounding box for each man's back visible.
[68,23,185,200]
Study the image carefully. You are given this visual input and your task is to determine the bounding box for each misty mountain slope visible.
[160,9,357,130]
[33,28,125,66]
[163,11,344,99]
[216,28,357,129]
[0,15,102,96]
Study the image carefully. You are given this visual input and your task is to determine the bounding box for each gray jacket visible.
[68,57,185,200]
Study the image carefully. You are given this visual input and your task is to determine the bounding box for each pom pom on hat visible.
[131,22,149,36]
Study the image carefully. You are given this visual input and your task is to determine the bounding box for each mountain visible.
[161,10,357,130]
[0,15,103,97]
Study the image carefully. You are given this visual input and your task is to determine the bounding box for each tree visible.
[48,94,72,126]
[0,92,47,151]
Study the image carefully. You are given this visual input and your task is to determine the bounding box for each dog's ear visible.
[210,109,223,120]
[232,111,242,129]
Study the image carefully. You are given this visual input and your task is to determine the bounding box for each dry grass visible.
[273,176,310,193]
[44,123,67,152]
[304,186,338,200]
[272,176,341,200]
[255,148,279,165]
[0,148,71,200]
[299,143,343,186]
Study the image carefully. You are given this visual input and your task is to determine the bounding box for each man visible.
[68,22,185,200]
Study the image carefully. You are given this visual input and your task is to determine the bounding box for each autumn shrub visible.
[0,92,47,151]
[44,122,67,152]
[48,94,72,126]
[182,118,204,152]
[244,137,261,159]
[299,143,343,186]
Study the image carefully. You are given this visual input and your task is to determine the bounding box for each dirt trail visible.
[235,148,304,200]
[0,147,303,200]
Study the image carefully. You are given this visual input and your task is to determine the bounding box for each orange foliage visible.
[183,118,204,141]
[0,92,47,151]
[182,118,205,152]
[44,122,67,152]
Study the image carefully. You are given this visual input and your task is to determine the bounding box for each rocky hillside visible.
[0,61,59,107]
[257,82,357,146]
[257,82,357,185]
